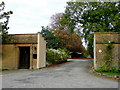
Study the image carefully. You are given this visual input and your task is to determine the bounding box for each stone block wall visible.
[94,32,120,70]
[5,34,37,44]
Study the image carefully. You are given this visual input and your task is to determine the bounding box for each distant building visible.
[0,33,46,69]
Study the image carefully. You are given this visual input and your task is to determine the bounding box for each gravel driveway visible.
[2,60,118,88]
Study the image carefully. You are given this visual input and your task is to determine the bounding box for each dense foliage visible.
[46,13,86,52]
[53,29,85,52]
[46,48,69,65]
[41,1,120,58]
[40,26,70,64]
[96,43,119,73]
[61,1,120,57]
[40,26,62,49]
[0,2,13,43]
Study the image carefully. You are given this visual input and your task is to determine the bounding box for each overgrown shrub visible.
[46,48,69,65]
[96,44,120,73]
[96,61,120,73]
[80,53,88,58]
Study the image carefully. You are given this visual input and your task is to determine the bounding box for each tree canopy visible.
[53,29,85,52]
[0,1,13,43]
[40,26,62,49]
[41,1,120,57]
[62,1,120,57]
[49,13,85,52]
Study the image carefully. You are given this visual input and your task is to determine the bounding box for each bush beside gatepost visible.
[46,48,70,66]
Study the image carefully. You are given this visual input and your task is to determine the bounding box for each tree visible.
[62,1,120,57]
[53,29,85,52]
[50,13,76,34]
[0,1,13,43]
[50,13,65,30]
[40,26,62,49]
[50,13,85,52]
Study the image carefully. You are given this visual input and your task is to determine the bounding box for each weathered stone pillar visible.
[37,33,46,68]
[94,34,97,69]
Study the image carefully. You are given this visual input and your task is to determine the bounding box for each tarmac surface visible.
[1,60,119,88]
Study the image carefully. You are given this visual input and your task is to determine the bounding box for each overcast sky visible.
[3,0,68,34]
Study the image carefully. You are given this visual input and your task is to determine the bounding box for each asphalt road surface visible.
[2,60,119,88]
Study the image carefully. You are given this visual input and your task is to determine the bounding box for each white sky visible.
[2,0,68,34]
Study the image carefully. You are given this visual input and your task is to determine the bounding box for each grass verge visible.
[0,68,8,71]
[96,71,120,76]
[93,70,120,81]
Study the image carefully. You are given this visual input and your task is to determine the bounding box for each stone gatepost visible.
[94,32,120,70]
[37,33,46,68]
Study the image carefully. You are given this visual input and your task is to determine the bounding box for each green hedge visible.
[46,48,69,65]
